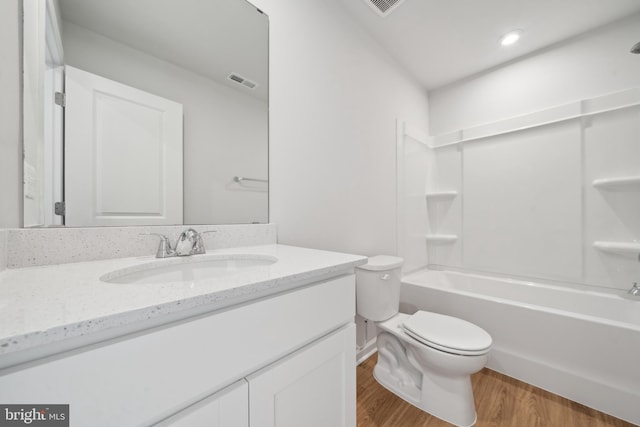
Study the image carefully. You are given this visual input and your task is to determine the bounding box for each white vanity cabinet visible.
[157,380,249,427]
[0,274,356,427]
[159,323,356,427]
[249,324,355,427]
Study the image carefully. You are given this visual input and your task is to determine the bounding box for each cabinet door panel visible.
[155,379,248,427]
[249,324,356,427]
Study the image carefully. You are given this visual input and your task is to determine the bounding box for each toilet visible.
[356,256,491,427]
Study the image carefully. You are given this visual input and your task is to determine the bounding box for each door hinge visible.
[54,92,66,107]
[54,201,65,216]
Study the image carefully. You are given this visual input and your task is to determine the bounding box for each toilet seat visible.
[403,311,492,356]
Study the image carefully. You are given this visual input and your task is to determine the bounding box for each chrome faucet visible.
[175,228,203,256]
[143,229,215,258]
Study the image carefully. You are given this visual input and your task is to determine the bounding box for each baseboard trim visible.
[356,338,377,365]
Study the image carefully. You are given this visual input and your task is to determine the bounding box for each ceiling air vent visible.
[364,0,406,17]
[227,73,258,90]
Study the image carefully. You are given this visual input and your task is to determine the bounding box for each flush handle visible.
[380,274,391,280]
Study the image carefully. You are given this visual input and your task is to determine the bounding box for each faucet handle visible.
[140,233,175,258]
[193,230,217,255]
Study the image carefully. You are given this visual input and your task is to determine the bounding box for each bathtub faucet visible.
[628,283,640,297]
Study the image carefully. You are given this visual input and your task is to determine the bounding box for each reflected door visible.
[64,66,183,226]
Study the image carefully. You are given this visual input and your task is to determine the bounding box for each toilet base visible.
[373,332,422,405]
[373,331,479,427]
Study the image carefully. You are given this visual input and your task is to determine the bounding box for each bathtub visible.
[400,268,640,426]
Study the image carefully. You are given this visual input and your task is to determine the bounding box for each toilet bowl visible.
[356,256,492,427]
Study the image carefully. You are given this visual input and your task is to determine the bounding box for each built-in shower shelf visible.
[425,234,458,243]
[593,241,640,255]
[592,176,640,191]
[425,191,458,200]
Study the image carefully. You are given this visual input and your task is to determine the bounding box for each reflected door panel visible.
[64,66,183,226]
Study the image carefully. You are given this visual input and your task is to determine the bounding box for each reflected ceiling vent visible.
[363,0,406,17]
[227,73,258,90]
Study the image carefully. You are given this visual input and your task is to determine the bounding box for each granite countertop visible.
[0,244,367,364]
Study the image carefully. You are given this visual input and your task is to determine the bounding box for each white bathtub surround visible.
[401,269,640,426]
[5,223,276,268]
[409,13,640,294]
[396,121,431,273]
[398,88,640,292]
[0,244,366,369]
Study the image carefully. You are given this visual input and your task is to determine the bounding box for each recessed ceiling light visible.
[499,30,523,47]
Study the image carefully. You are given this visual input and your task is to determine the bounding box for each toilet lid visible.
[403,311,492,356]
[358,255,403,271]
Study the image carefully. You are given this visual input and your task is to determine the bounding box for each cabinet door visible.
[248,324,356,427]
[155,379,248,427]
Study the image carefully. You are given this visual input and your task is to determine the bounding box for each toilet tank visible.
[356,255,404,321]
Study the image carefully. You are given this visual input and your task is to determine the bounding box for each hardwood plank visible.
[357,354,635,427]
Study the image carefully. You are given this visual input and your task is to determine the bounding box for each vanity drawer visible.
[0,274,355,426]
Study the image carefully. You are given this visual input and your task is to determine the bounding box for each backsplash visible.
[0,230,7,272]
[5,224,277,268]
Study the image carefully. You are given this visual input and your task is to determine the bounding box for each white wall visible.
[0,0,22,228]
[429,13,640,135]
[421,14,640,290]
[251,0,430,256]
[61,22,268,225]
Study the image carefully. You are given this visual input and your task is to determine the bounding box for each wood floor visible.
[357,354,636,427]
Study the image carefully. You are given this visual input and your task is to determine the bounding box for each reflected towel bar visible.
[234,176,268,183]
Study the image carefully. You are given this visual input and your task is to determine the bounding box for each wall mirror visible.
[23,0,268,228]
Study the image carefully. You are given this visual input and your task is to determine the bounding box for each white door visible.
[248,324,356,427]
[64,66,183,226]
[154,380,249,427]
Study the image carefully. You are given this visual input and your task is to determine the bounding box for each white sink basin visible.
[101,254,278,284]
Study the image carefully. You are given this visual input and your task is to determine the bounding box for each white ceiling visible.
[336,0,640,90]
[59,0,269,101]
